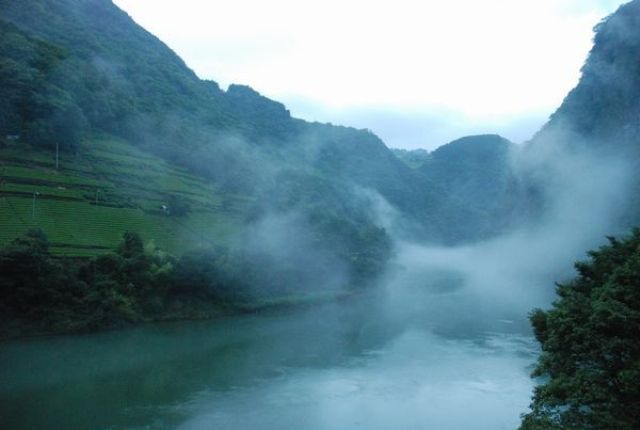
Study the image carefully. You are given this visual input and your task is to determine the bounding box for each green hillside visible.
[0,0,510,246]
[421,135,515,212]
[535,0,640,149]
[0,136,247,257]
[523,0,640,229]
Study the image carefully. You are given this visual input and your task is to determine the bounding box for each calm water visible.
[0,286,537,430]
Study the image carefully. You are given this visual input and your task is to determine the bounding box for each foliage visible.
[0,19,86,149]
[419,134,521,239]
[529,1,640,228]
[0,230,177,336]
[171,248,254,303]
[0,224,388,337]
[521,229,640,429]
[540,1,640,147]
[391,148,430,169]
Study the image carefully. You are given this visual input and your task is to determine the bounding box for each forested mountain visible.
[518,2,640,427]
[0,0,512,255]
[522,0,640,230]
[535,0,640,151]
[0,0,517,335]
[4,0,640,341]
[4,0,639,276]
[419,135,520,236]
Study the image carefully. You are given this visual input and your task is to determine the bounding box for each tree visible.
[26,99,87,151]
[117,231,144,259]
[0,229,78,323]
[521,229,640,429]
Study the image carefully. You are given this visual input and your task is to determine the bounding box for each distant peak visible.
[226,84,261,97]
[433,134,512,153]
[447,134,509,145]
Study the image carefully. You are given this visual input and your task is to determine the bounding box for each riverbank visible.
[0,289,358,341]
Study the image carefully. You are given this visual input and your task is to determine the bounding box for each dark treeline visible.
[0,229,190,337]
[0,228,388,338]
[521,229,640,429]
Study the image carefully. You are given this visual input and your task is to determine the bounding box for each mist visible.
[162,122,637,429]
[381,125,634,329]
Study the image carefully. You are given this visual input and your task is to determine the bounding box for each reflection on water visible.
[177,330,536,430]
[0,289,537,430]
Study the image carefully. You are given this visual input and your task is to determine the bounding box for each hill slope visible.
[521,0,640,231]
[419,135,520,235]
[0,0,509,255]
[535,0,640,151]
[0,136,245,256]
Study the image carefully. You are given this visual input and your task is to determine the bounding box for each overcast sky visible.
[113,0,627,150]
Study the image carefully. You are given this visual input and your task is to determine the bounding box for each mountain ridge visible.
[1,0,507,247]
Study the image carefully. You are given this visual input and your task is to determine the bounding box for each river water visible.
[0,278,538,430]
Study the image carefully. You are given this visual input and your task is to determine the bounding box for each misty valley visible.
[2,0,640,429]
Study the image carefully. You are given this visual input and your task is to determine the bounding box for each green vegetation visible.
[0,228,367,338]
[519,9,640,424]
[0,19,85,150]
[420,135,514,204]
[0,229,203,337]
[0,136,243,256]
[0,0,403,297]
[528,1,640,229]
[521,229,640,429]
[539,1,640,148]
[0,0,521,247]
[7,0,622,344]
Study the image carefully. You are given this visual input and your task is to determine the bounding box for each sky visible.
[113,0,628,150]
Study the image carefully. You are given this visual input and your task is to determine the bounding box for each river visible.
[0,276,538,430]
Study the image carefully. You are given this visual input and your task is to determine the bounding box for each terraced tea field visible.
[0,137,249,256]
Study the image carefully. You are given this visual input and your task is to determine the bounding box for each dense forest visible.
[521,230,640,429]
[0,227,389,337]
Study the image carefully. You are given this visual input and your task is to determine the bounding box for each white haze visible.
[215,126,638,429]
[381,131,634,336]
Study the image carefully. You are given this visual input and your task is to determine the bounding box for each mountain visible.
[0,0,458,335]
[419,135,521,235]
[0,0,511,260]
[5,0,637,263]
[2,0,640,339]
[535,0,640,152]
[518,3,640,426]
[522,0,640,230]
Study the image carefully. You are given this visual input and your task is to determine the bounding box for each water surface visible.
[0,287,537,429]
